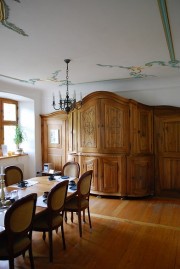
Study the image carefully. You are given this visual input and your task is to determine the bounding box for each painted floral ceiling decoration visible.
[0,0,27,36]
[97,60,180,79]
[0,0,180,91]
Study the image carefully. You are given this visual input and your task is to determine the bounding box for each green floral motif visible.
[0,0,28,36]
[145,60,180,68]
[97,64,154,78]
[97,59,180,79]
[0,70,63,85]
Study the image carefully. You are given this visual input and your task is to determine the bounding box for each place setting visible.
[10,179,39,189]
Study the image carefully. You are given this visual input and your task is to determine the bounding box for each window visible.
[0,98,18,153]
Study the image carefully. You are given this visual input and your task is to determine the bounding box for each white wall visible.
[0,81,43,178]
[41,76,180,114]
[0,155,29,180]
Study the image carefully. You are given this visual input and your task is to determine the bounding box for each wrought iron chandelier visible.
[52,59,82,113]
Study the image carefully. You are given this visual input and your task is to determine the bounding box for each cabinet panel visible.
[78,98,129,154]
[154,113,180,155]
[156,157,180,197]
[78,100,99,152]
[99,157,118,193]
[80,156,98,191]
[80,155,127,196]
[101,99,129,153]
[130,102,153,154]
[127,156,154,197]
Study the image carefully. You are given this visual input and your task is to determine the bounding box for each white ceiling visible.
[0,0,180,93]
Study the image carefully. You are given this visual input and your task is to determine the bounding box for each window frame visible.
[0,98,18,146]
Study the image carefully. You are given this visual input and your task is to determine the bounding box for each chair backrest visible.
[4,165,23,186]
[77,170,93,199]
[47,180,69,213]
[5,193,37,241]
[62,162,80,178]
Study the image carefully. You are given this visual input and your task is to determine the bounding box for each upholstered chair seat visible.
[0,232,31,256]
[65,196,89,210]
[33,211,63,230]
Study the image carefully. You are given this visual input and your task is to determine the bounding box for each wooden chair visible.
[62,161,80,178]
[64,170,93,237]
[4,165,23,187]
[32,180,69,262]
[0,193,37,269]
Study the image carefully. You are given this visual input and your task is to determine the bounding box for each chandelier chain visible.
[52,59,82,113]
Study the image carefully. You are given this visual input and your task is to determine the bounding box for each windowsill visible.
[0,153,28,160]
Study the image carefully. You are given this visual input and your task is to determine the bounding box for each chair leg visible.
[9,258,14,269]
[87,206,92,229]
[78,210,82,237]
[22,250,26,258]
[61,224,66,250]
[64,211,67,223]
[28,244,35,269]
[43,231,46,240]
[48,230,53,262]
[71,212,74,222]
[83,210,85,223]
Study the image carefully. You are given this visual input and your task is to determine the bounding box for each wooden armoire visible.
[41,91,180,198]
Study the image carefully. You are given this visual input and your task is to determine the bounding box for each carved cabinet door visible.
[78,98,129,153]
[78,99,100,152]
[100,99,130,153]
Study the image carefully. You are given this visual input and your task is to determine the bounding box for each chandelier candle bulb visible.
[73,90,76,100]
[0,166,4,175]
[59,91,62,100]
[0,175,5,202]
[53,93,55,105]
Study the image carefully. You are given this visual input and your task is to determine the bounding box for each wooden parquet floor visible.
[1,195,180,269]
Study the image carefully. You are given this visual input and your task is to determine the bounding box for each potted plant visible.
[14,125,25,154]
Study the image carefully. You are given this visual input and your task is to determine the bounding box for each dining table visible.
[0,175,77,231]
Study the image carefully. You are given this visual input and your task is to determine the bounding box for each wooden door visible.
[127,156,154,197]
[100,99,130,153]
[41,114,67,171]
